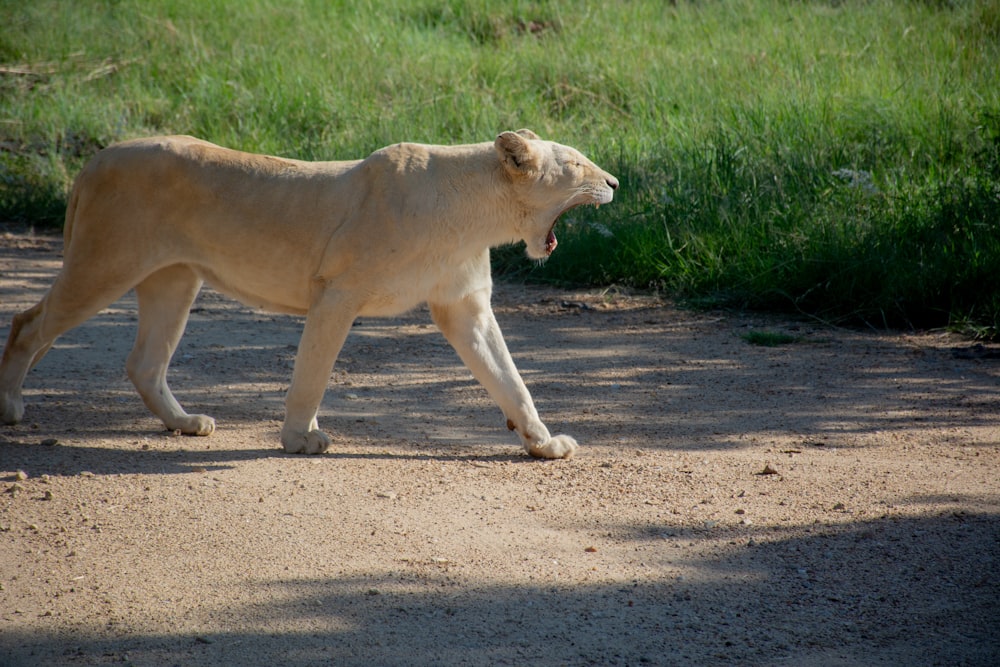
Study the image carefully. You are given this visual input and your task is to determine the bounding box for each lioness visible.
[0,130,617,458]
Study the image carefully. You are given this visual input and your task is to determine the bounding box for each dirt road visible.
[1,231,998,666]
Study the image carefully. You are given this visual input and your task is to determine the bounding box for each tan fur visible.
[0,130,618,458]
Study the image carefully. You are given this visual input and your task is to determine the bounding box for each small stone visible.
[5,483,24,496]
[42,490,54,501]
[40,438,58,446]
[584,546,598,553]
[375,491,397,500]
[14,470,28,481]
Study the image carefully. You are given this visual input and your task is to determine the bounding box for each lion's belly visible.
[192,264,312,315]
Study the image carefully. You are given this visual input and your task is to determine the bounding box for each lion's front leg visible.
[429,289,577,460]
[281,292,357,454]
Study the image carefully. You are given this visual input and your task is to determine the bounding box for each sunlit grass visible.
[1,0,998,335]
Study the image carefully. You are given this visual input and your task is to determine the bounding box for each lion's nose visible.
[606,176,619,190]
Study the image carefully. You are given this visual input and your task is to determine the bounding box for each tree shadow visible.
[2,511,997,666]
[0,436,535,479]
[3,285,998,459]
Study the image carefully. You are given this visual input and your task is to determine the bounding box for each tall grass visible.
[1,0,998,335]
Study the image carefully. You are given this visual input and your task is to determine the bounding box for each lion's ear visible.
[495,131,540,175]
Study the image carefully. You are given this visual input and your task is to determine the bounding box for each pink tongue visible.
[546,229,558,253]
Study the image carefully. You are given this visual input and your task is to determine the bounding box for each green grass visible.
[2,0,999,336]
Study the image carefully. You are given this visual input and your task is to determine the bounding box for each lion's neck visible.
[426,147,528,250]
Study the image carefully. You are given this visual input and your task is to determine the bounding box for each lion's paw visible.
[164,414,215,436]
[185,415,215,435]
[527,434,578,460]
[0,392,24,426]
[281,428,332,455]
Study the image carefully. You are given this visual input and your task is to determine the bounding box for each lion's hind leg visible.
[1,267,134,425]
[1,303,44,425]
[127,265,214,436]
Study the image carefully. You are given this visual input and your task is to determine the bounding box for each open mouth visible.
[544,227,558,254]
[544,202,601,256]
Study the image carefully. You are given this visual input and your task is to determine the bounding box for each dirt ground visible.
[0,229,998,667]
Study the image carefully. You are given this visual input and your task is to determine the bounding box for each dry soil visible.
[1,230,998,666]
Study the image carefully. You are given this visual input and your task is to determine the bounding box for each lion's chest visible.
[347,248,491,317]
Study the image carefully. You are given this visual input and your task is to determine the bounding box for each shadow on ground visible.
[3,283,999,460]
[2,238,999,667]
[2,511,997,667]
